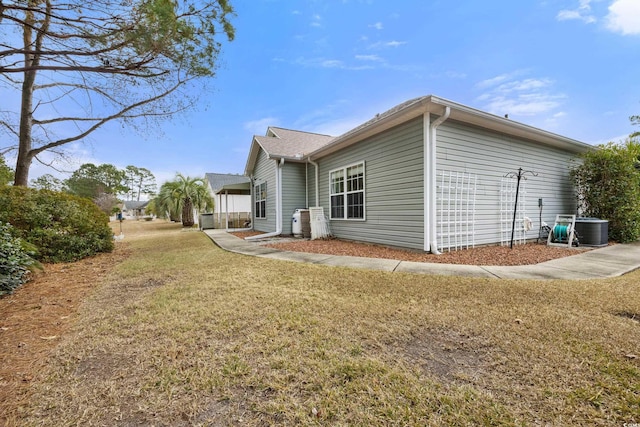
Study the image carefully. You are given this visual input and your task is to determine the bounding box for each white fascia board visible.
[428,96,593,154]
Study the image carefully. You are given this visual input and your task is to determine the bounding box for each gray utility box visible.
[199,213,215,230]
[574,218,608,247]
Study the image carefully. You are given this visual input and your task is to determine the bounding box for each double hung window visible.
[330,162,365,220]
[254,182,267,219]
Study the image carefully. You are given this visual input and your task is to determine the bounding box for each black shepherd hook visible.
[504,167,538,249]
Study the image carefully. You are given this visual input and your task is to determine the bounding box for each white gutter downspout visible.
[305,162,309,208]
[308,158,319,207]
[427,106,450,254]
[245,158,284,240]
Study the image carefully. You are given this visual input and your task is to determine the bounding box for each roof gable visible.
[244,127,334,174]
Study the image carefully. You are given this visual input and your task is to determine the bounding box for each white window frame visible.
[329,161,366,221]
[254,182,267,219]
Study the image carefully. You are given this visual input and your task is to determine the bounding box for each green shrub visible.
[0,187,114,262]
[0,222,37,295]
[571,138,640,243]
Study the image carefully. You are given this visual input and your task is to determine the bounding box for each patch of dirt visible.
[403,329,494,384]
[0,243,130,425]
[614,311,639,323]
[231,231,591,266]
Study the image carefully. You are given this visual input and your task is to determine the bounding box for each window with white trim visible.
[330,162,365,220]
[254,182,267,219]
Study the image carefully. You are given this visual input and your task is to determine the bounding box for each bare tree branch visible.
[30,78,185,157]
[2,0,236,184]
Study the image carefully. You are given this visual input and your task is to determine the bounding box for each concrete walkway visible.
[203,230,640,280]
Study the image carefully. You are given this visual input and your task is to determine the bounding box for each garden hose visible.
[552,224,569,242]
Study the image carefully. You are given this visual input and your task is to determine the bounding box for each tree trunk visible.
[182,197,194,227]
[13,3,38,186]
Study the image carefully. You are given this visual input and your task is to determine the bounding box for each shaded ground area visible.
[231,231,589,266]
[0,244,129,425]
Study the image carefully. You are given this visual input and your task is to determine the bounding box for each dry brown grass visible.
[2,220,639,426]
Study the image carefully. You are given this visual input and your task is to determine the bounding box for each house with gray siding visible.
[244,95,593,252]
[244,127,334,235]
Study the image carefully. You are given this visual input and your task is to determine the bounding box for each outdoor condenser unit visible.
[574,218,608,247]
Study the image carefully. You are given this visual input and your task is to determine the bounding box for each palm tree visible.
[153,174,213,226]
[155,180,182,222]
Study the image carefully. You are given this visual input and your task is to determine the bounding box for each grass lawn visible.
[10,220,640,426]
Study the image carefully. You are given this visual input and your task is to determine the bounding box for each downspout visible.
[428,106,451,255]
[305,162,309,208]
[308,158,319,207]
[245,158,284,240]
[249,174,254,230]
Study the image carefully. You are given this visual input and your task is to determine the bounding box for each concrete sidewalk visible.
[203,230,640,280]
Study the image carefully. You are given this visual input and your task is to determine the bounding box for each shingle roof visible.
[246,95,592,175]
[254,127,334,158]
[205,173,251,193]
[123,200,149,210]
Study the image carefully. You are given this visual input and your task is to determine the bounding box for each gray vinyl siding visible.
[281,162,307,235]
[252,149,277,233]
[307,162,317,208]
[436,119,579,247]
[316,117,425,250]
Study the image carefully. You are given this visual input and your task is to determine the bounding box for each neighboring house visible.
[122,200,149,219]
[204,173,252,228]
[244,95,593,252]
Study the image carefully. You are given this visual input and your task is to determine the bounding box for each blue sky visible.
[13,0,640,185]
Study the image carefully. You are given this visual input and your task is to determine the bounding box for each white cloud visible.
[483,95,565,116]
[475,73,514,90]
[557,0,596,24]
[310,116,369,137]
[369,22,383,30]
[293,99,355,134]
[475,72,566,117]
[368,40,407,49]
[355,54,383,61]
[385,40,406,47]
[320,59,344,68]
[496,78,553,93]
[311,14,322,28]
[605,0,640,35]
[293,56,374,70]
[243,117,279,135]
[591,133,632,145]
